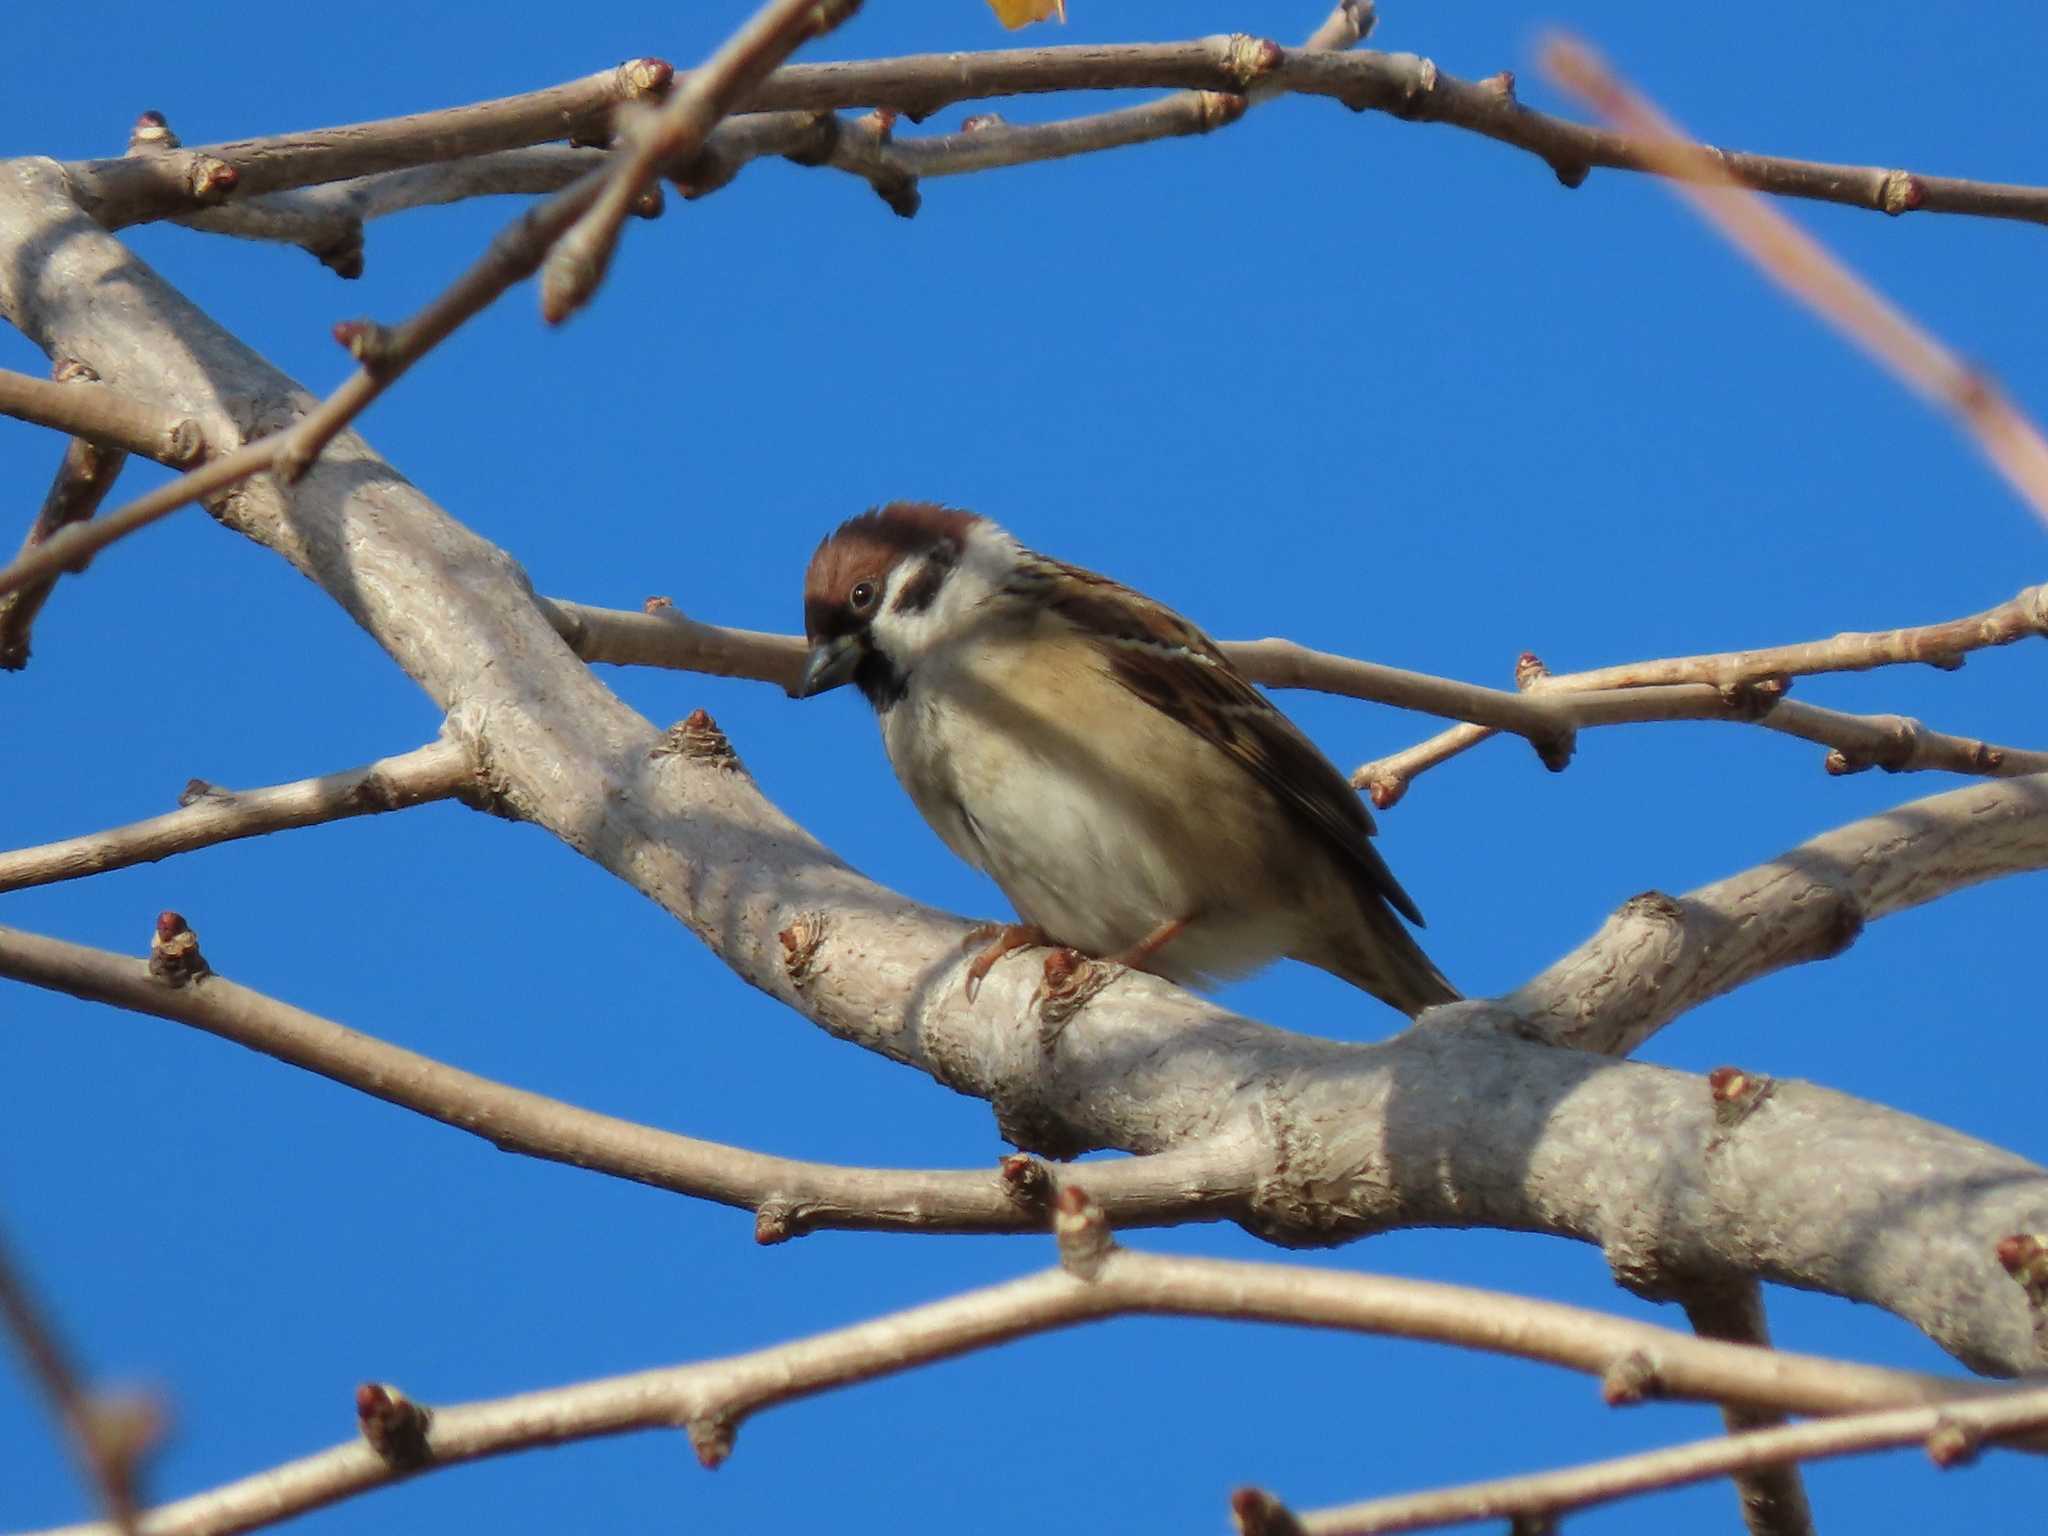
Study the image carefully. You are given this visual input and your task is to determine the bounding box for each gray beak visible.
[795,634,864,698]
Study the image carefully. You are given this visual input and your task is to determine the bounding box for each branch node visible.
[1532,727,1577,773]
[1197,91,1251,130]
[1361,772,1405,809]
[686,1413,736,1469]
[187,156,239,204]
[1995,1233,2048,1306]
[1514,650,1548,689]
[355,1382,433,1469]
[1223,35,1284,90]
[1879,169,1926,216]
[998,1152,1054,1211]
[332,320,399,375]
[777,911,828,989]
[1551,160,1590,190]
[1599,1348,1663,1406]
[1052,1184,1116,1278]
[1230,1487,1308,1536]
[961,112,1008,133]
[1925,1413,1983,1468]
[1720,672,1790,716]
[147,910,209,987]
[127,110,178,152]
[1392,55,1441,119]
[753,1200,804,1245]
[618,57,676,102]
[177,777,231,807]
[161,417,207,468]
[1480,69,1518,102]
[653,708,745,772]
[1035,947,1115,1039]
[1708,1065,1776,1130]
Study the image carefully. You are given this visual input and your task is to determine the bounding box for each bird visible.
[793,502,1457,1017]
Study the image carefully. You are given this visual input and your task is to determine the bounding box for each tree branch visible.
[7,161,2047,1373]
[0,367,203,464]
[15,1234,2018,1536]
[1274,1378,2048,1534]
[63,38,2048,238]
[0,920,1243,1240]
[1504,773,2048,1056]
[61,61,675,229]
[1545,37,2048,532]
[0,741,480,894]
[0,1230,150,1536]
[1679,1279,1815,1536]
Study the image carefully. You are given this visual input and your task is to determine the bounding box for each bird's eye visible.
[849,580,877,612]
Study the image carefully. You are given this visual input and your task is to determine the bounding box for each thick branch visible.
[6,159,2047,1375]
[0,741,478,894]
[0,921,1241,1240]
[1506,773,2048,1056]
[18,1243,2013,1536]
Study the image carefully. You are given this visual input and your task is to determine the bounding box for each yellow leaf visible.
[986,0,1066,29]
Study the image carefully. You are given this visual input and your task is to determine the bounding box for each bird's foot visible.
[1107,915,1189,975]
[962,922,1053,1002]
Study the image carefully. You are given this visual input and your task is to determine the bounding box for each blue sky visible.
[4,2,2046,1532]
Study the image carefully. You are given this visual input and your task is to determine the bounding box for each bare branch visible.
[1525,583,2048,694]
[63,61,675,229]
[1282,1379,2048,1534]
[0,1229,150,1534]
[1545,36,2048,532]
[0,920,1244,1239]
[57,32,2048,258]
[542,0,862,323]
[542,597,2048,800]
[1,362,133,670]
[1506,773,2048,1056]
[0,366,203,464]
[9,174,2046,1370]
[0,741,479,894]
[17,1240,2018,1536]
[1680,1280,1815,1536]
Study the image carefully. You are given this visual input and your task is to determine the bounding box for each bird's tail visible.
[1304,900,1460,1018]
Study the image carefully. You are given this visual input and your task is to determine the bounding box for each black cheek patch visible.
[855,648,908,711]
[890,544,956,616]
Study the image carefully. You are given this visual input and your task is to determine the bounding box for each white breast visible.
[878,630,1302,984]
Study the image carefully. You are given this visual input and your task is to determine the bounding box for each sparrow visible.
[794,502,1458,1017]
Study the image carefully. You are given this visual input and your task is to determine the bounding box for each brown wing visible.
[1036,559,1427,927]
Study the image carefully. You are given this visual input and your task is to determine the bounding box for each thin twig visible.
[1680,1280,1815,1536]
[1543,35,2048,531]
[542,0,862,322]
[540,596,2048,804]
[0,5,856,600]
[0,920,1245,1240]
[1523,583,2048,693]
[0,1229,146,1534]
[0,367,204,463]
[66,39,2048,235]
[0,740,479,893]
[64,62,675,229]
[1,362,133,670]
[16,1235,2010,1536]
[1283,1380,2048,1534]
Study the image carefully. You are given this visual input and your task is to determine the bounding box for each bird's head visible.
[796,501,1013,708]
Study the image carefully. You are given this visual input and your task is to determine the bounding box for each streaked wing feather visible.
[1039,560,1426,927]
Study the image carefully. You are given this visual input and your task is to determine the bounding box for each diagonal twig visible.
[1543,35,2048,532]
[0,740,480,894]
